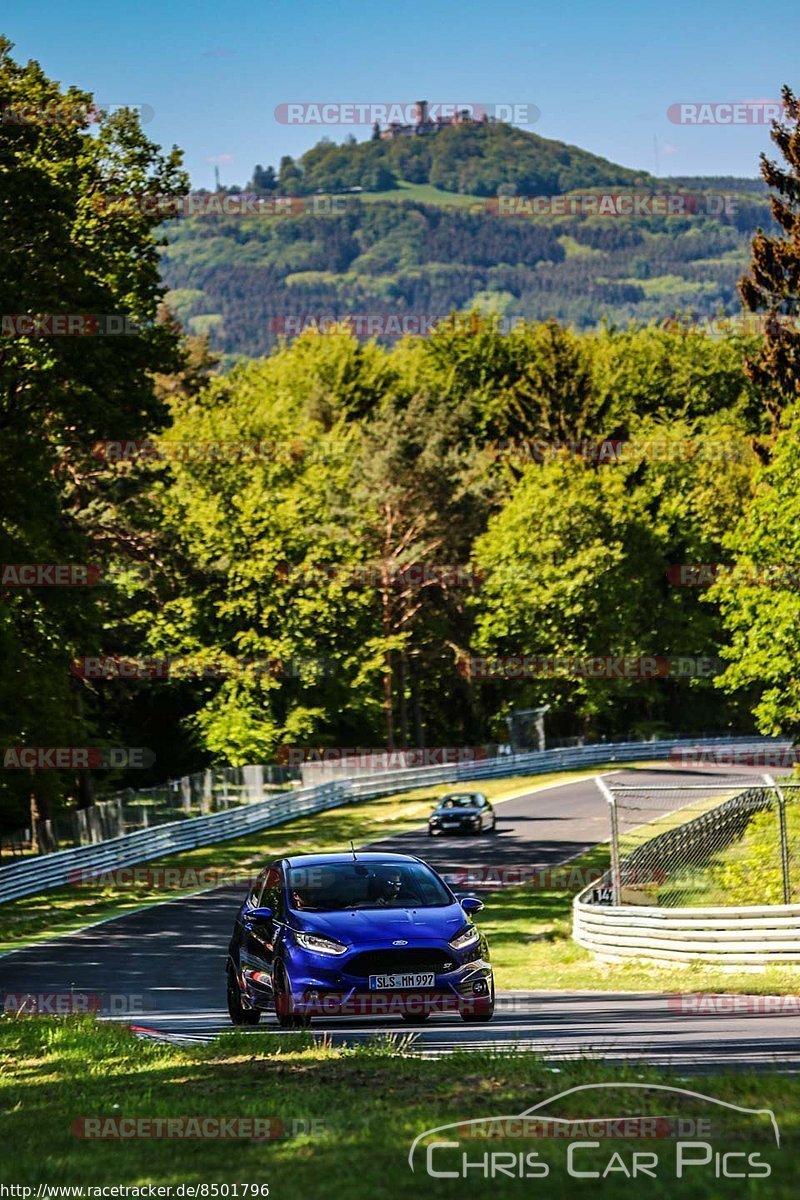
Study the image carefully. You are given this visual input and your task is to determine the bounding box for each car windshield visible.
[286,861,452,911]
[439,795,478,809]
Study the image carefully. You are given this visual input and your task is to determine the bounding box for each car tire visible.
[227,965,261,1026]
[273,959,310,1029]
[400,1012,431,1023]
[428,827,436,837]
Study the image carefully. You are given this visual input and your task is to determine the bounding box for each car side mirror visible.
[460,896,484,915]
[248,905,274,922]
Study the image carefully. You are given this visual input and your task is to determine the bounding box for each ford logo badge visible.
[392,939,409,946]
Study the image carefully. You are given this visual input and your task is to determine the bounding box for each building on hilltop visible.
[378,100,487,140]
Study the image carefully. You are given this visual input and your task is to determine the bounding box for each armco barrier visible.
[573,759,800,964]
[0,736,785,906]
[573,894,800,965]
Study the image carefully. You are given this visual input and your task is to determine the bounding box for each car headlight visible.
[295,931,348,956]
[450,925,480,951]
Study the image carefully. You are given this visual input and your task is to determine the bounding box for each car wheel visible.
[227,965,260,1026]
[400,1011,431,1023]
[460,979,495,1024]
[427,827,436,837]
[490,819,498,833]
[273,960,310,1029]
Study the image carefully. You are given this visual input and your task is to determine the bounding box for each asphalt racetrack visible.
[2,763,796,1069]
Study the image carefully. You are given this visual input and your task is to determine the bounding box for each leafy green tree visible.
[0,39,187,838]
[471,417,758,739]
[739,85,800,429]
[277,154,304,194]
[251,164,277,193]
[710,402,800,733]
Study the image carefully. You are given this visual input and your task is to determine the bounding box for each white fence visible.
[573,896,800,965]
[573,751,800,965]
[0,735,785,906]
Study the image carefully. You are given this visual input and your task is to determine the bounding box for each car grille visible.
[346,949,456,976]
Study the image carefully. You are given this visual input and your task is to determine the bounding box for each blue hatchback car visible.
[226,852,494,1027]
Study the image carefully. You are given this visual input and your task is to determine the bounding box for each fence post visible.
[596,776,621,905]
[764,773,791,904]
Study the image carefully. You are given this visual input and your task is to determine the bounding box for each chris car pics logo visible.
[408,1084,779,1180]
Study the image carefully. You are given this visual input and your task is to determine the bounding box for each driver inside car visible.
[370,870,403,905]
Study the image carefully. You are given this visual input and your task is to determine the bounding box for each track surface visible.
[2,763,796,1069]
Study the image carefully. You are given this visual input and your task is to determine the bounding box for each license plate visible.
[369,972,435,990]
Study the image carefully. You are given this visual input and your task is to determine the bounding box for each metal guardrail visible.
[573,895,800,965]
[574,760,800,964]
[0,735,786,906]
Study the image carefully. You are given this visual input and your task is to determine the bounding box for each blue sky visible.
[5,0,798,185]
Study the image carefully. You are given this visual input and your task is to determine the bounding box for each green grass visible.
[0,766,622,955]
[480,840,800,994]
[665,801,800,908]
[353,179,485,207]
[0,1018,795,1194]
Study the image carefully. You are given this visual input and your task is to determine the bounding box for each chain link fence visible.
[0,764,297,860]
[595,774,800,907]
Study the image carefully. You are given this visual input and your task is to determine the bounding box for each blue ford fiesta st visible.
[226,852,494,1027]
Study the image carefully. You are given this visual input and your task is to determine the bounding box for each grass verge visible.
[0,1017,795,1195]
[481,840,800,993]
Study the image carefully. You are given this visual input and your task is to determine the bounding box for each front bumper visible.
[429,818,482,833]
[265,941,493,1017]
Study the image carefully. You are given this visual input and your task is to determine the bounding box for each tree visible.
[471,418,758,739]
[710,402,800,733]
[251,164,277,193]
[739,85,800,431]
[348,388,491,748]
[278,154,304,195]
[0,39,188,839]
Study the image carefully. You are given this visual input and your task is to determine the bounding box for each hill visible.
[263,120,651,197]
[159,124,772,361]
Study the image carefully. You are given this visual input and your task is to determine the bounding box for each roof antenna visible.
[350,840,358,861]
